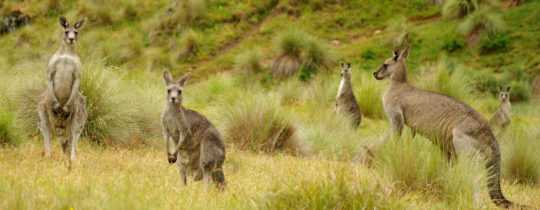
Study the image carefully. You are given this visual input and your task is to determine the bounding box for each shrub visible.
[221,94,308,155]
[234,48,263,73]
[480,32,510,54]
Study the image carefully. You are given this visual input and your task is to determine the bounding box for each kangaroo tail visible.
[486,134,513,208]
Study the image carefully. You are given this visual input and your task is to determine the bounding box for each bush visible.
[221,94,308,155]
[480,32,510,54]
[234,48,263,73]
[299,38,333,81]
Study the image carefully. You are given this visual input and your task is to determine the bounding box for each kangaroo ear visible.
[347,63,351,68]
[163,71,174,85]
[398,46,410,61]
[59,16,69,28]
[177,73,191,86]
[74,18,85,29]
[506,86,511,92]
[392,50,399,61]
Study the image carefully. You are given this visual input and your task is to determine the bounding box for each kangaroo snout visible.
[168,155,177,164]
[373,71,383,80]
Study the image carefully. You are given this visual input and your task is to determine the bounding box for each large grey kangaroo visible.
[373,46,519,208]
[336,62,362,127]
[161,71,226,190]
[38,17,87,169]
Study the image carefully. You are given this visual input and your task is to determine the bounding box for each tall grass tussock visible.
[501,123,540,185]
[221,94,308,155]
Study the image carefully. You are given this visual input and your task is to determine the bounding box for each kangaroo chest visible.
[50,54,80,104]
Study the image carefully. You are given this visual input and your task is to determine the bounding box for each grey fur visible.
[373,46,515,208]
[38,17,87,169]
[161,71,226,190]
[489,87,511,130]
[336,63,362,127]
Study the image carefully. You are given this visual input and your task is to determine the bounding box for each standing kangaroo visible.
[161,71,226,190]
[38,17,87,169]
[373,46,518,208]
[489,87,511,130]
[336,63,362,127]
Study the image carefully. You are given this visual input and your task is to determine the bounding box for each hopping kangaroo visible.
[161,71,226,189]
[38,17,87,168]
[489,87,511,130]
[336,63,362,127]
[373,46,517,208]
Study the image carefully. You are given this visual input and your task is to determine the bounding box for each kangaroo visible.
[38,17,87,169]
[489,87,511,131]
[336,62,362,127]
[373,46,518,208]
[161,71,226,190]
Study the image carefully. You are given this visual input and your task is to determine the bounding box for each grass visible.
[1,0,540,209]
[234,48,263,73]
[220,94,308,155]
[501,122,540,185]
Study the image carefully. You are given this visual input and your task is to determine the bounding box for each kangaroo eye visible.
[383,64,389,68]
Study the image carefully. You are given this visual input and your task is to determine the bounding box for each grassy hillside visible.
[0,0,539,209]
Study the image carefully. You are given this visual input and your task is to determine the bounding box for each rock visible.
[0,10,30,35]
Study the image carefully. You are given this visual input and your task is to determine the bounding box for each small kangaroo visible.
[489,87,511,130]
[161,71,226,190]
[336,62,362,127]
[373,46,518,208]
[38,17,87,169]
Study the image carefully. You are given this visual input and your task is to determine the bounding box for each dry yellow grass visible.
[1,140,539,210]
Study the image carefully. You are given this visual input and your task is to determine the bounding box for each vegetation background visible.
[0,0,539,209]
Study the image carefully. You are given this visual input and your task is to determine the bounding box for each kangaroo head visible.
[163,71,190,106]
[498,86,511,102]
[340,62,352,80]
[59,16,84,45]
[373,47,409,81]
